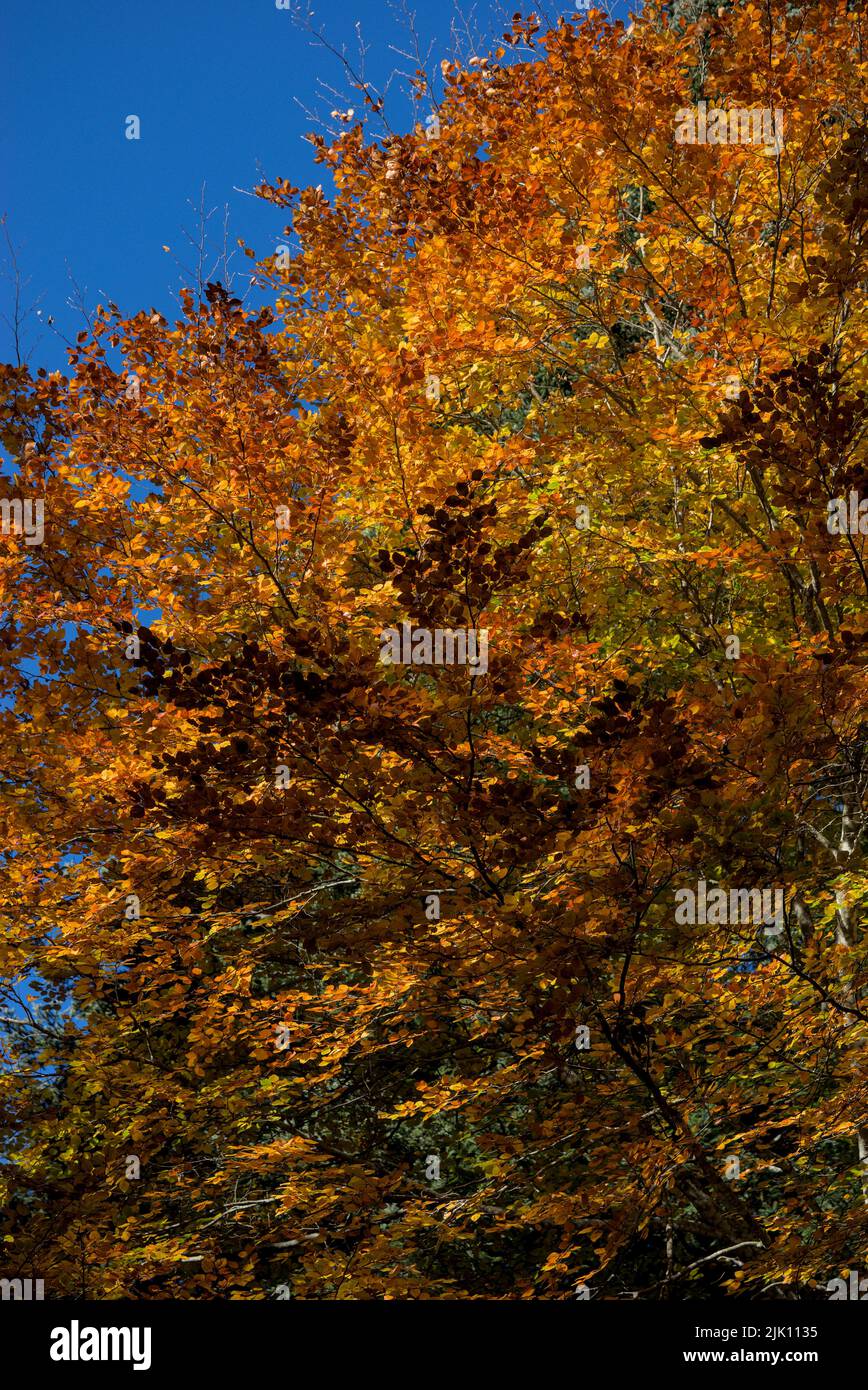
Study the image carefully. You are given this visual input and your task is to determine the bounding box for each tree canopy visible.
[1,0,867,1299]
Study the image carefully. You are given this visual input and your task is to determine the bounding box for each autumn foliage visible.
[1,1,867,1299]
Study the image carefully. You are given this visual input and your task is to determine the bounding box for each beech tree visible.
[0,1,866,1299]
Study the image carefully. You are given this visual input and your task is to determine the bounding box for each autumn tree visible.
[0,0,866,1299]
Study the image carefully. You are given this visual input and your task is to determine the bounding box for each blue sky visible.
[1,1,634,374]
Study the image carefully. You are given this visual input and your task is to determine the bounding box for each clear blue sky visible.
[0,1,634,373]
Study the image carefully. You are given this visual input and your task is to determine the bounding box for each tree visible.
[0,0,866,1299]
